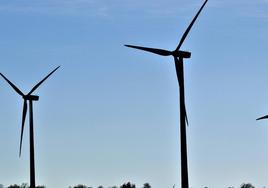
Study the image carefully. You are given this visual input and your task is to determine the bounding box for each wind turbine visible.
[124,1,208,188]
[0,66,60,188]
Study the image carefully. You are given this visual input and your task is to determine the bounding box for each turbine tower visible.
[124,1,208,188]
[0,66,60,188]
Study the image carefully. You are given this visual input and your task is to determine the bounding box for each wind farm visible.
[1,0,268,188]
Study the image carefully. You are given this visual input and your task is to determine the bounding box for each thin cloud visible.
[207,0,268,19]
[0,0,100,16]
[0,0,203,18]
[1,0,267,19]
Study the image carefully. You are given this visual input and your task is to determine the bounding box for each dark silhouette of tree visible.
[73,185,88,188]
[120,182,135,188]
[7,185,20,188]
[143,183,151,188]
[68,185,99,188]
[241,183,255,188]
[3,184,45,188]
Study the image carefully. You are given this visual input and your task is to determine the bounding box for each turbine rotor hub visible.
[173,50,191,59]
[24,95,39,101]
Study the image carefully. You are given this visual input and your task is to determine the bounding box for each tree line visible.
[0,182,260,188]
[0,182,143,188]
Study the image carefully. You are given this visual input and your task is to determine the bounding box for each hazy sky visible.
[0,0,268,187]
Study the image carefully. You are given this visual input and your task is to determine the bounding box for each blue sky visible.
[0,0,268,187]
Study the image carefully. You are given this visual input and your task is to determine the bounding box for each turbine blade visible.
[174,57,189,126]
[185,104,189,126]
[28,66,60,95]
[173,56,182,86]
[19,100,27,157]
[0,73,24,96]
[256,115,268,121]
[175,0,208,51]
[125,45,172,56]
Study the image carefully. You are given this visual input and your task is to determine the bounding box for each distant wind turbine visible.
[0,66,60,188]
[124,1,208,188]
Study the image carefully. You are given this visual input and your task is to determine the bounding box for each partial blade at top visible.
[28,66,60,95]
[256,115,268,121]
[19,100,28,157]
[0,73,24,97]
[175,0,208,51]
[125,45,172,56]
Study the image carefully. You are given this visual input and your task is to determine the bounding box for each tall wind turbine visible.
[124,1,208,188]
[0,66,60,188]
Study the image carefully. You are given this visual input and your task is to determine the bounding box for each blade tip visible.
[256,116,266,121]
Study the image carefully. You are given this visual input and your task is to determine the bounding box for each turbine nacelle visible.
[173,50,191,59]
[23,95,39,101]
